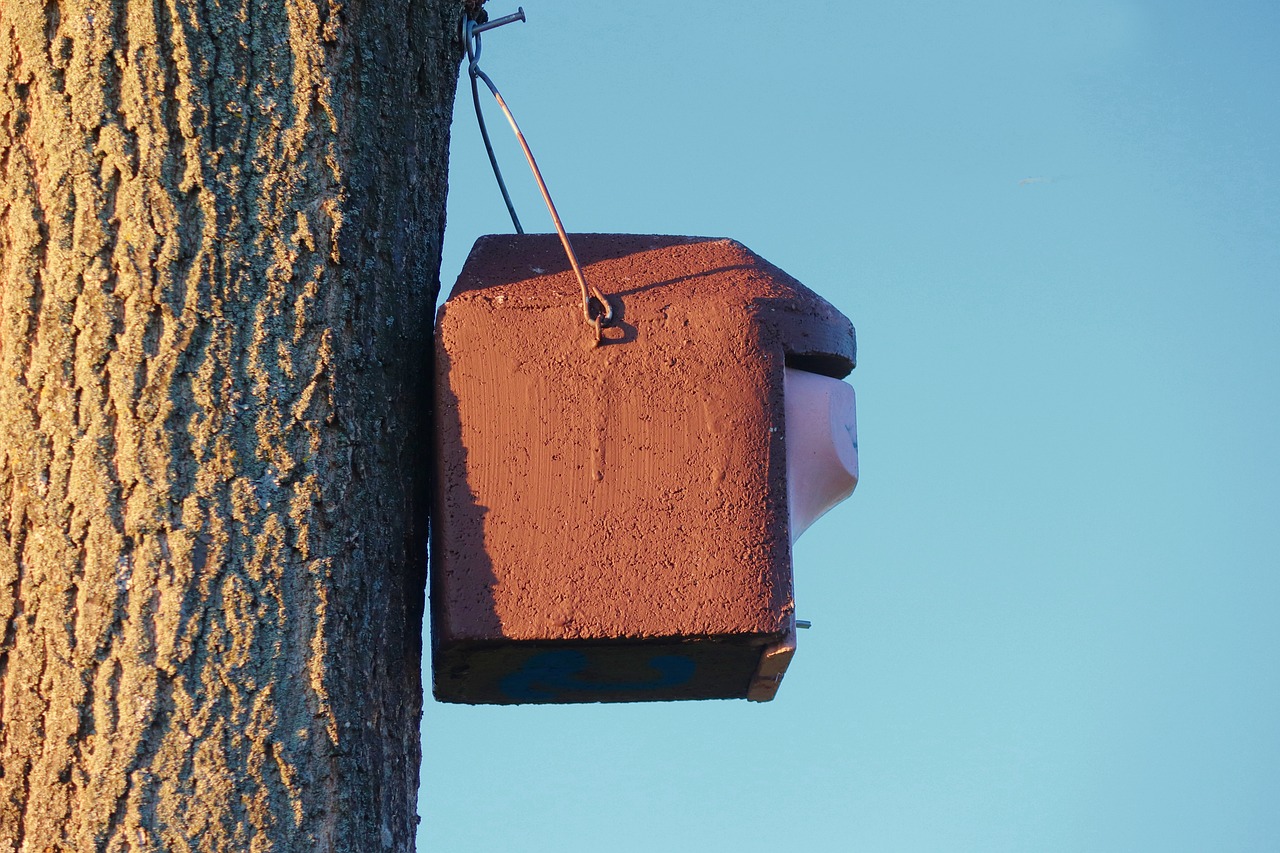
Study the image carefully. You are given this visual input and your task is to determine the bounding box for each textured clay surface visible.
[433,234,855,703]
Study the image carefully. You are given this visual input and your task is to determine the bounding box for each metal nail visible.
[796,620,812,629]
[473,7,526,35]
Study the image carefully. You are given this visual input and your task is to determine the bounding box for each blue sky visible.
[420,3,1280,850]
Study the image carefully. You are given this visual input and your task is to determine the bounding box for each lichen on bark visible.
[0,0,460,849]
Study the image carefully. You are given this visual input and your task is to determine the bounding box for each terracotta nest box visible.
[432,234,857,704]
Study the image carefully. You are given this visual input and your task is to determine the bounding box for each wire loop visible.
[461,12,614,345]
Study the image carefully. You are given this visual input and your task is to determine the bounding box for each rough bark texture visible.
[0,0,461,849]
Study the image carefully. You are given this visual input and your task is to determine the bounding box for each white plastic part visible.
[784,368,859,543]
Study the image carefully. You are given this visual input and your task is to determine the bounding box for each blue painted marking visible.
[500,650,696,702]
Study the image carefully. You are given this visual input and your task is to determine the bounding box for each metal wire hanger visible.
[461,8,615,344]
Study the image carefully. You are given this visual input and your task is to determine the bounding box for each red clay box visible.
[432,234,855,704]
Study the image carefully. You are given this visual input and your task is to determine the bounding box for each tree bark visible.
[0,0,460,849]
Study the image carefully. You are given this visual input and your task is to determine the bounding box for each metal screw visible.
[796,620,812,629]
[473,7,526,35]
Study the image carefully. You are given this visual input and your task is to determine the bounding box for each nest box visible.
[432,234,857,704]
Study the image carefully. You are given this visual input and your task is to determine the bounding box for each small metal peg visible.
[473,7,526,35]
[796,620,812,629]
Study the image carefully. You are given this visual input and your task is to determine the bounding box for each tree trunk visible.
[0,0,460,848]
